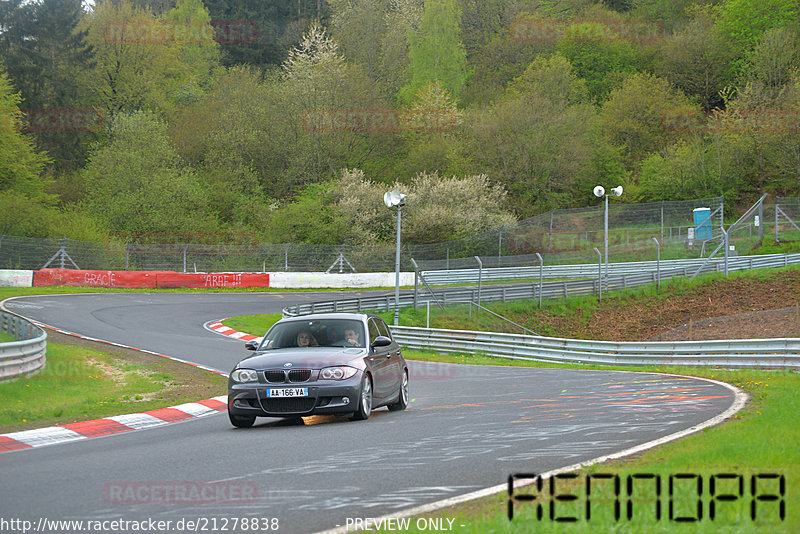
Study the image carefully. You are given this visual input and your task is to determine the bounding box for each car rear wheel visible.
[388,369,409,411]
[229,412,256,428]
[350,373,373,421]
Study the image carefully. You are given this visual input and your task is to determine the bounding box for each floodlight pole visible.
[393,204,402,326]
[604,193,609,290]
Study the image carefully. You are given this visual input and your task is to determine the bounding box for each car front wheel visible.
[350,373,373,421]
[388,369,409,411]
[229,412,256,428]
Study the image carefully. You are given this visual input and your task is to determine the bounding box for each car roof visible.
[279,312,381,323]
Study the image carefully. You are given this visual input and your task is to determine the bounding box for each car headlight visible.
[320,366,357,380]
[231,369,259,383]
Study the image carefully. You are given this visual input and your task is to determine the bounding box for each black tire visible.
[350,373,373,421]
[229,412,256,428]
[387,369,409,412]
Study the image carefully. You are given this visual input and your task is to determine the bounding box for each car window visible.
[375,318,392,339]
[367,319,381,343]
[260,319,365,349]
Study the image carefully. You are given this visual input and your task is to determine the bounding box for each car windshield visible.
[259,319,366,349]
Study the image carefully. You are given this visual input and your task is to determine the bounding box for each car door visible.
[366,318,395,401]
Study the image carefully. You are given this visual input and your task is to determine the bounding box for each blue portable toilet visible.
[693,207,712,240]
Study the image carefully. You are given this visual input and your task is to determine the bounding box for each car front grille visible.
[288,369,311,382]
[264,370,286,383]
[263,369,312,383]
[261,398,316,413]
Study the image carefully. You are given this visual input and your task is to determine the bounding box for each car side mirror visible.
[370,336,392,350]
[244,340,259,351]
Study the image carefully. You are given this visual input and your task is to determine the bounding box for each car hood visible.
[236,347,367,370]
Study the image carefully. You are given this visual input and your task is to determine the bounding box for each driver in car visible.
[342,328,361,347]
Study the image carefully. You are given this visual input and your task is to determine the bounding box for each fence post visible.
[474,256,483,312]
[410,258,419,310]
[125,243,130,270]
[594,247,602,301]
[498,227,503,261]
[652,237,661,290]
[285,244,289,271]
[775,197,780,243]
[60,238,67,269]
[183,244,188,273]
[536,252,543,309]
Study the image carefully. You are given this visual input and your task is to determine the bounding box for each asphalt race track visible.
[0,293,740,533]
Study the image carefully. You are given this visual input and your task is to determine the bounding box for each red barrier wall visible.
[33,269,269,289]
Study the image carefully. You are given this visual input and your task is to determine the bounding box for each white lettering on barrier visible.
[83,271,116,287]
[204,273,244,287]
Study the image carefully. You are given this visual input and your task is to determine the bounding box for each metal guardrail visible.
[281,253,800,369]
[420,252,800,285]
[283,253,800,316]
[0,310,47,381]
[389,326,800,369]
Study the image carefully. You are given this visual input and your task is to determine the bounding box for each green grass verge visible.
[221,313,283,336]
[0,328,227,433]
[0,331,16,343]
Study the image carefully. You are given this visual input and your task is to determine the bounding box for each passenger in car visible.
[296,330,319,347]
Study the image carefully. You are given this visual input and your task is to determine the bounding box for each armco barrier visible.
[0,310,47,381]
[389,326,800,369]
[33,269,270,289]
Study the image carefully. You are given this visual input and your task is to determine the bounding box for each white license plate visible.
[266,388,308,398]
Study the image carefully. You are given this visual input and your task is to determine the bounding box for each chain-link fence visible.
[776,197,800,244]
[1,196,795,273]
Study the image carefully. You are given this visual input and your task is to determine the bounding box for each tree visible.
[162,0,221,105]
[80,111,213,238]
[81,0,209,122]
[506,53,588,106]
[598,72,697,166]
[0,0,96,170]
[715,0,799,49]
[0,68,50,198]
[329,0,389,80]
[203,0,329,67]
[330,169,516,244]
[732,28,800,109]
[400,0,469,103]
[280,22,392,190]
[655,9,738,111]
[557,26,646,103]
[0,66,106,240]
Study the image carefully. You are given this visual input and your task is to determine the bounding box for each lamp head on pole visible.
[610,186,623,197]
[593,185,605,198]
[384,189,406,208]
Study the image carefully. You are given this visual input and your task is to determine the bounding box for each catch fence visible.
[1,196,797,273]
